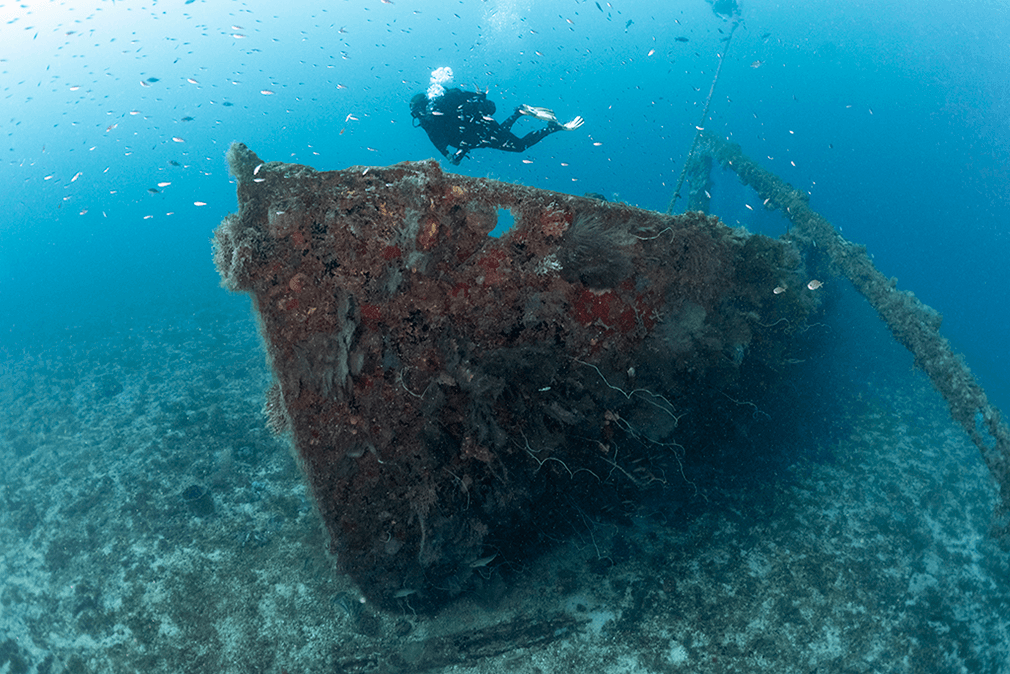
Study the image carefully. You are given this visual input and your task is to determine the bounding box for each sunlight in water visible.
[482,0,533,45]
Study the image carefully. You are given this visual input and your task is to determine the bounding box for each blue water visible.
[2,1,1009,671]
[4,0,1008,407]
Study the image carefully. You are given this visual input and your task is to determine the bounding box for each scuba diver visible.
[410,67,583,165]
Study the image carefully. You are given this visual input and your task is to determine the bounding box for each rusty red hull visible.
[213,143,816,609]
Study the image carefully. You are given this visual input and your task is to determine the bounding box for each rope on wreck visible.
[667,20,739,215]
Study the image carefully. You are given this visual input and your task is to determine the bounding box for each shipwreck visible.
[212,139,1010,610]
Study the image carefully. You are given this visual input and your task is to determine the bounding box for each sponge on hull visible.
[213,143,816,609]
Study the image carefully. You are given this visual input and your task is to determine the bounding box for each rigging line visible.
[667,20,739,215]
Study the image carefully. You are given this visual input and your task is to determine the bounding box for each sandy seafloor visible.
[2,281,1009,674]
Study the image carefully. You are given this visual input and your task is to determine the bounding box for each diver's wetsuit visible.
[411,88,561,165]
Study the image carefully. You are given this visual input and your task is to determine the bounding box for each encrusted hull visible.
[213,143,818,609]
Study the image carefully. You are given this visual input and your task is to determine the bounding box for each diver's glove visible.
[519,104,558,123]
[561,116,584,131]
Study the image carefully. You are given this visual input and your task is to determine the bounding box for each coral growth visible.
[213,143,818,609]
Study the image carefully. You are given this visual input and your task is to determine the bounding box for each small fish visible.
[253,163,263,175]
[194,201,207,206]
[344,113,358,122]
[675,36,689,42]
[187,78,199,84]
[647,48,655,56]
[140,80,150,87]
[172,136,185,143]
[181,116,194,122]
[593,142,602,146]
[147,187,160,194]
[807,279,823,290]
[625,19,633,28]
[260,89,275,95]
[522,159,533,164]
[169,160,182,166]
[470,553,497,568]
[761,32,771,40]
[773,286,786,295]
[157,181,171,187]
[750,60,763,68]
[69,85,80,91]
[71,171,82,182]
[595,1,603,11]
[221,101,234,106]
[105,123,118,132]
[129,110,141,115]
[232,33,247,39]
[146,77,159,83]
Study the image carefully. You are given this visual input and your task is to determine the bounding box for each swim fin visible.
[519,104,558,122]
[560,116,584,131]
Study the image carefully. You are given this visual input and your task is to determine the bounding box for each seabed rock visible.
[213,143,821,609]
